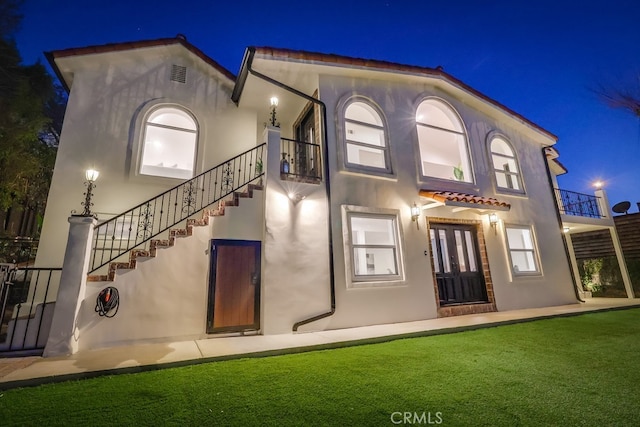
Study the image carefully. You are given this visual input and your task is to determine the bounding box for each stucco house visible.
[4,35,631,356]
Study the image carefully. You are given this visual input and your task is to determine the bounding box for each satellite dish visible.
[612,201,631,214]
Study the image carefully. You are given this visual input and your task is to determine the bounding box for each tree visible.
[594,73,640,118]
[0,0,65,236]
[0,0,22,39]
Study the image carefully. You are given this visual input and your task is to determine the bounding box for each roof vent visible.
[176,33,187,41]
[170,64,187,84]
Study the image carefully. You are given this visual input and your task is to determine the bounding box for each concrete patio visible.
[1,297,638,390]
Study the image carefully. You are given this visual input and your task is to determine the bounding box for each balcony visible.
[279,138,322,183]
[554,188,603,218]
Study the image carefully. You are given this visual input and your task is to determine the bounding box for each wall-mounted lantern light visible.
[592,180,603,189]
[78,169,100,218]
[411,202,421,230]
[488,212,498,235]
[288,192,305,204]
[269,97,280,127]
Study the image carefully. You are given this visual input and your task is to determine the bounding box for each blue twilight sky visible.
[14,0,640,209]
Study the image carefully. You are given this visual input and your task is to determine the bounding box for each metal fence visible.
[554,188,602,218]
[1,266,61,355]
[0,238,38,264]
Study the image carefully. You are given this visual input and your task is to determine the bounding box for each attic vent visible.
[170,65,187,83]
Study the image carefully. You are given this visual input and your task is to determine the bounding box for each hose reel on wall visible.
[95,286,119,318]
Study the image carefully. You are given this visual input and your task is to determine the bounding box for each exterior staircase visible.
[88,143,265,277]
[87,184,263,282]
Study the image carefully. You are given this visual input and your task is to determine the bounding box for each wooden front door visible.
[429,224,488,306]
[207,239,260,333]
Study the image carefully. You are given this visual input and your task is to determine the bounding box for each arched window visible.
[490,137,522,191]
[140,106,198,179]
[344,101,390,172]
[416,99,472,182]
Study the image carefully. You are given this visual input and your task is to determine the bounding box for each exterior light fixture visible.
[411,202,421,230]
[488,212,498,234]
[269,97,280,127]
[563,227,571,233]
[593,180,603,189]
[280,153,290,178]
[288,192,305,203]
[78,169,100,218]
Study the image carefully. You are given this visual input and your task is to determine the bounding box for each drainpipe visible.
[234,48,336,331]
[542,146,584,303]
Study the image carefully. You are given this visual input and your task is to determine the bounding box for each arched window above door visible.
[416,99,472,183]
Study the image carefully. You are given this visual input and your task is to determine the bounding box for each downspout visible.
[234,48,336,331]
[542,146,584,303]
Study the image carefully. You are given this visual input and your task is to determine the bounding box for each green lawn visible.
[2,308,640,426]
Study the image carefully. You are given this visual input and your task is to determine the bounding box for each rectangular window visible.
[344,207,404,284]
[505,225,540,275]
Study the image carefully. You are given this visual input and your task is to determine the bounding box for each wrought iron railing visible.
[1,266,61,354]
[90,144,266,273]
[280,138,322,181]
[554,188,603,218]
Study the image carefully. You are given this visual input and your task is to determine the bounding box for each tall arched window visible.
[490,137,523,191]
[416,99,472,182]
[140,106,198,179]
[344,101,390,172]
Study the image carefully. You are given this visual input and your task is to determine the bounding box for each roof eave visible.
[253,47,557,142]
[46,36,236,93]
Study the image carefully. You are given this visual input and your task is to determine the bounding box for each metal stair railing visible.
[90,143,265,273]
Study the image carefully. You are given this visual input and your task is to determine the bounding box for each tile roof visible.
[253,47,557,141]
[419,190,511,211]
[46,36,236,92]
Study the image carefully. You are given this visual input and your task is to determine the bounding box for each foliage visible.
[624,257,640,298]
[0,0,64,231]
[578,257,627,297]
[2,309,640,425]
[0,0,23,38]
[593,73,640,118]
[580,258,603,292]
[453,164,464,181]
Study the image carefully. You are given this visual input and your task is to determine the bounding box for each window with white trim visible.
[345,210,403,283]
[416,99,472,182]
[140,107,198,179]
[490,137,523,191]
[344,101,390,172]
[505,225,540,275]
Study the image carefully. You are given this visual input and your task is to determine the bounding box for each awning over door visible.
[419,190,511,212]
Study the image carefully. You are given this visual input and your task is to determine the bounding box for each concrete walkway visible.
[1,298,639,389]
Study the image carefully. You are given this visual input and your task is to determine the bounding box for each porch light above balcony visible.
[85,169,100,182]
[269,97,280,127]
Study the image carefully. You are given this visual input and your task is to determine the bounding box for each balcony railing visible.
[280,138,322,182]
[554,188,603,218]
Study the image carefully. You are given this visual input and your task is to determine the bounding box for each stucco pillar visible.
[260,126,331,334]
[609,227,634,298]
[564,232,590,298]
[43,216,96,357]
[595,189,634,298]
[595,189,609,219]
